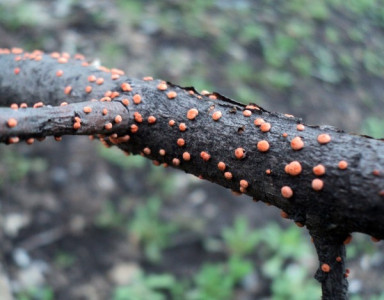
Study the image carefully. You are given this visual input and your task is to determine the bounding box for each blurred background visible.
[1,0,384,299]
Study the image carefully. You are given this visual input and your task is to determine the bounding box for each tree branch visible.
[1,48,383,299]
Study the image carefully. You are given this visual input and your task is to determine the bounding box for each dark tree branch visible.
[1,48,384,299]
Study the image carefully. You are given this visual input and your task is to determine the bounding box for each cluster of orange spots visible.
[291,136,304,150]
[338,160,348,170]
[217,161,226,171]
[143,147,151,155]
[187,108,199,120]
[182,152,191,161]
[312,179,324,191]
[7,118,17,128]
[321,263,330,273]
[224,172,233,180]
[172,158,180,166]
[285,161,302,176]
[212,111,222,121]
[143,76,153,81]
[281,186,293,199]
[96,78,104,85]
[169,120,175,126]
[73,117,81,130]
[254,118,264,126]
[167,91,177,99]
[260,122,271,133]
[179,123,187,131]
[200,151,211,161]
[133,94,142,104]
[131,124,138,133]
[157,82,167,91]
[344,235,352,245]
[313,164,326,176]
[280,211,289,219]
[257,140,270,152]
[134,112,143,123]
[177,138,185,147]
[83,106,92,114]
[296,124,305,131]
[64,86,72,95]
[317,133,331,144]
[235,147,245,159]
[121,82,132,92]
[243,110,252,117]
[148,116,156,124]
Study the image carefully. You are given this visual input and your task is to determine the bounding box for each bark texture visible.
[1,48,384,299]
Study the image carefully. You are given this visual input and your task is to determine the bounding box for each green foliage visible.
[128,197,177,262]
[54,251,76,269]
[361,117,384,139]
[97,145,147,169]
[16,286,54,300]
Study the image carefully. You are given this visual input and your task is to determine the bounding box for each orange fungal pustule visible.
[235,147,245,159]
[321,264,331,273]
[148,116,156,124]
[254,118,264,126]
[167,91,177,99]
[338,160,348,170]
[257,140,270,152]
[344,235,352,245]
[212,111,222,121]
[177,138,185,147]
[243,110,252,117]
[240,180,249,188]
[187,108,199,120]
[217,161,226,171]
[285,161,302,176]
[260,122,271,133]
[312,179,324,191]
[172,158,180,166]
[296,124,305,131]
[157,82,167,91]
[200,151,211,161]
[133,94,142,104]
[281,186,293,199]
[7,118,17,128]
[224,172,233,180]
[182,152,191,161]
[317,133,331,144]
[313,164,326,176]
[179,123,187,131]
[291,136,304,151]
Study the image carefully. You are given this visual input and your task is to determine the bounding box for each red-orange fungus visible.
[371,236,380,243]
[7,118,17,128]
[336,256,342,262]
[177,138,185,147]
[373,169,380,176]
[182,152,191,161]
[312,179,324,191]
[254,118,264,126]
[187,108,199,120]
[148,116,156,124]
[291,136,304,150]
[85,86,92,93]
[111,91,120,99]
[88,75,96,82]
[313,164,326,176]
[121,82,132,92]
[60,102,67,107]
[13,67,20,74]
[344,235,352,245]
[235,147,245,159]
[321,264,330,273]
[224,172,233,180]
[96,77,104,85]
[131,124,138,133]
[317,133,331,144]
[73,122,81,130]
[212,111,222,121]
[115,115,122,123]
[240,180,249,188]
[209,95,217,100]
[217,162,226,171]
[179,123,187,131]
[122,99,130,106]
[281,211,289,219]
[282,133,288,138]
[54,136,62,142]
[143,76,153,81]
[83,106,92,113]
[169,120,175,126]
[33,102,44,108]
[167,91,177,99]
[157,82,167,91]
[338,160,348,170]
[281,186,293,199]
[266,169,271,175]
[105,122,113,130]
[133,94,142,104]
[200,151,211,161]
[111,74,120,80]
[172,158,180,166]
[20,103,28,108]
[26,138,34,145]
[143,147,151,155]
[159,149,166,156]
[58,57,68,64]
[297,124,305,131]
[64,86,72,95]
[243,110,252,117]
[285,161,302,176]
[8,137,19,144]
[102,108,108,115]
[10,103,18,110]
[295,222,304,227]
[257,140,270,152]
[134,112,143,123]
[260,122,271,132]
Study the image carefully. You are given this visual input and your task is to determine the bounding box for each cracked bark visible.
[1,49,384,299]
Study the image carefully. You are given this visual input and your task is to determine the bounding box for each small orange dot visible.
[212,111,222,121]
[133,94,142,104]
[282,133,288,138]
[58,57,67,64]
[312,179,324,191]
[266,169,271,175]
[102,108,108,115]
[321,264,330,273]
[54,136,62,142]
[115,115,122,123]
[235,147,245,159]
[111,74,120,80]
[85,86,92,93]
[10,103,18,110]
[148,116,156,124]
[182,152,191,161]
[26,138,34,145]
[64,86,72,95]
[257,140,270,152]
[83,106,92,113]
[122,98,130,106]
[336,256,342,262]
[143,147,151,155]
[281,186,293,199]
[260,122,271,132]
[33,102,44,108]
[317,133,331,144]
[224,172,233,180]
[200,151,211,161]
[96,77,104,85]
[121,82,132,92]
[134,112,143,123]
[88,75,96,82]
[7,118,17,128]
[217,161,226,171]
[177,138,185,147]
[179,123,187,131]
[131,124,138,133]
[297,124,305,131]
[56,70,63,77]
[60,102,67,107]
[285,161,302,176]
[143,76,153,81]
[338,160,348,170]
[254,118,264,126]
[111,91,120,99]
[159,149,166,156]
[157,82,168,91]
[343,235,352,245]
[240,180,249,188]
[105,122,113,130]
[73,122,81,130]
[167,91,177,99]
[291,137,304,150]
[187,108,199,120]
[243,110,252,117]
[169,120,175,126]
[295,222,304,227]
[281,211,289,219]
[172,158,180,166]
[371,236,380,243]
[313,164,326,176]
